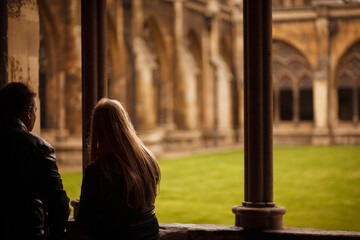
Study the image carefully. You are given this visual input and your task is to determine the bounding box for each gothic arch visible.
[141,17,169,127]
[335,40,360,122]
[272,40,314,123]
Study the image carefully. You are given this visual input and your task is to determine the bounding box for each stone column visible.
[81,0,108,169]
[0,0,7,88]
[201,17,214,142]
[63,0,83,135]
[132,0,158,131]
[312,2,330,145]
[208,1,219,145]
[123,0,137,127]
[232,0,286,229]
[97,0,107,99]
[174,0,189,130]
[231,5,244,141]
[109,0,127,104]
[5,0,40,134]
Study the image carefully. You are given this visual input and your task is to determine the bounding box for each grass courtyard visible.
[61,146,360,232]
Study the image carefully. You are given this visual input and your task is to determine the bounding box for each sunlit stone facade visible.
[31,0,360,161]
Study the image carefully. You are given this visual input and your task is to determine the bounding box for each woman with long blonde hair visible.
[78,98,161,239]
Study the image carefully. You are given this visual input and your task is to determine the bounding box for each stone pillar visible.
[5,0,40,134]
[207,0,233,144]
[312,2,330,145]
[201,17,215,142]
[0,0,7,88]
[63,0,82,135]
[109,0,127,104]
[232,0,286,229]
[97,0,107,99]
[133,37,157,131]
[231,5,244,141]
[174,0,201,130]
[132,0,158,131]
[81,0,108,169]
[122,0,137,127]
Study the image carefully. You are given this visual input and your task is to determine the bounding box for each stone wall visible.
[66,220,360,240]
[7,0,40,134]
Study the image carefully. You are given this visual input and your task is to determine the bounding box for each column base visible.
[311,128,330,145]
[232,205,286,229]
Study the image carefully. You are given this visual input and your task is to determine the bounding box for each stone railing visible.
[67,200,360,239]
[66,218,360,240]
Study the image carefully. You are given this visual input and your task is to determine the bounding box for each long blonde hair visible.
[89,98,161,209]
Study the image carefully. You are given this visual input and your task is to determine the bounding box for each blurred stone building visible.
[15,0,360,163]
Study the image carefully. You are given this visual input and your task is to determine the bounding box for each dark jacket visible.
[78,157,159,240]
[0,118,70,240]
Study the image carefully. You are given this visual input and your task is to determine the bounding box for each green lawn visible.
[61,146,360,231]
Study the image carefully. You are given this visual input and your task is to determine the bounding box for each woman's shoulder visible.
[85,156,118,178]
[84,161,100,178]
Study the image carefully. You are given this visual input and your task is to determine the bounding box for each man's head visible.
[0,82,37,131]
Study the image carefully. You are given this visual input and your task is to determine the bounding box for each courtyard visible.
[61,145,360,232]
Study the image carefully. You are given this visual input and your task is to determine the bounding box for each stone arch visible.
[335,40,360,122]
[273,40,314,123]
[133,17,168,130]
[143,17,168,126]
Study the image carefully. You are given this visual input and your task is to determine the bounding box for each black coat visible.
[0,118,70,239]
[78,158,159,240]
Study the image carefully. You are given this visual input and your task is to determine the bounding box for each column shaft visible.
[97,0,108,100]
[262,0,274,204]
[244,0,274,207]
[123,0,137,129]
[81,0,98,170]
[0,0,7,88]
[245,0,265,205]
[233,0,285,229]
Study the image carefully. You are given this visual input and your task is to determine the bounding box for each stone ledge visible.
[66,219,360,240]
[158,223,360,240]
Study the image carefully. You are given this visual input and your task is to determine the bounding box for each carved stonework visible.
[272,40,313,87]
[272,40,314,123]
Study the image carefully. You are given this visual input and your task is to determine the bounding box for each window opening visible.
[280,78,293,121]
[338,75,353,121]
[299,76,313,121]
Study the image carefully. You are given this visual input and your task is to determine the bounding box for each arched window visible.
[299,76,313,121]
[272,40,313,124]
[280,78,293,121]
[335,41,360,123]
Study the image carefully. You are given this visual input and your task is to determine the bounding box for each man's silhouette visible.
[0,82,70,240]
